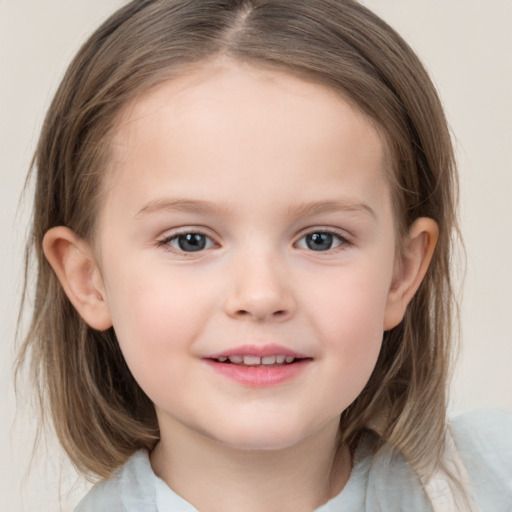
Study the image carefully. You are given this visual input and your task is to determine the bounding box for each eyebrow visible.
[135,198,233,218]
[288,200,376,220]
[135,198,376,220]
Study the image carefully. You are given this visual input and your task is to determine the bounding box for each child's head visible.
[21,0,458,479]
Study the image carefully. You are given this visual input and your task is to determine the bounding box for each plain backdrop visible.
[1,1,511,511]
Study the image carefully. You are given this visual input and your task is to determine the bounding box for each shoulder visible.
[74,451,156,512]
[451,409,512,511]
[451,408,512,450]
[364,439,434,511]
[451,408,512,471]
[320,433,433,512]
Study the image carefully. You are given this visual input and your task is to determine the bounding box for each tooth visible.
[243,356,261,365]
[217,356,228,362]
[285,356,295,363]
[276,355,286,364]
[261,356,277,365]
[229,355,243,364]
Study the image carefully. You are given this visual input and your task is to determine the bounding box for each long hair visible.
[17,0,459,482]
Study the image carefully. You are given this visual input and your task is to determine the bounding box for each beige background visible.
[1,1,511,510]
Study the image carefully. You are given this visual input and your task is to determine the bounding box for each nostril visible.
[233,308,288,320]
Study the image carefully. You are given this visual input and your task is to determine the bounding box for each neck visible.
[150,418,351,512]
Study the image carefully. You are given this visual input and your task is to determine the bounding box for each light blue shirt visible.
[75,409,512,511]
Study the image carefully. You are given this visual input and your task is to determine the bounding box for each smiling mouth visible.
[205,352,311,386]
[210,355,307,366]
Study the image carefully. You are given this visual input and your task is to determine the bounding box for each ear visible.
[383,217,439,331]
[42,226,112,330]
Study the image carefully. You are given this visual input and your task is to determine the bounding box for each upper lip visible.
[204,344,310,359]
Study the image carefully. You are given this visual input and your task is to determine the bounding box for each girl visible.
[16,1,512,511]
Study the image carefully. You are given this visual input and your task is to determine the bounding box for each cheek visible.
[304,262,392,339]
[104,281,203,404]
[102,263,210,370]
[301,264,391,393]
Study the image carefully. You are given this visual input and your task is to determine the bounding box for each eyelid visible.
[155,226,352,255]
[293,227,352,250]
[157,227,219,255]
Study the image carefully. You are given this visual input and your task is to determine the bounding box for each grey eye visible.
[169,233,214,252]
[296,232,345,251]
[306,233,333,251]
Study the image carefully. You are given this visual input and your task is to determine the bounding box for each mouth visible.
[208,354,307,366]
[203,346,312,387]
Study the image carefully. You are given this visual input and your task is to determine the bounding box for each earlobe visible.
[42,226,112,331]
[383,218,439,331]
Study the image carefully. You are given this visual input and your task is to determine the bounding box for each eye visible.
[296,231,347,252]
[161,232,216,253]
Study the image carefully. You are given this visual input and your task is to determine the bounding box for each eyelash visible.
[157,229,216,256]
[295,229,350,253]
[157,228,351,255]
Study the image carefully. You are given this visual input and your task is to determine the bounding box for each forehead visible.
[111,58,384,158]
[104,58,389,218]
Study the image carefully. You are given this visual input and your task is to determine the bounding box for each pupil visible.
[306,233,332,251]
[178,233,206,252]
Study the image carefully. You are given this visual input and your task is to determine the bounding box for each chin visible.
[207,421,312,452]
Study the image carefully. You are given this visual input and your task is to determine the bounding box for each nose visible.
[223,250,296,323]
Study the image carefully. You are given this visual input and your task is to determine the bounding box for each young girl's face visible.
[87,59,409,451]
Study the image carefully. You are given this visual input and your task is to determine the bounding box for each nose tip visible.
[223,264,295,323]
[230,305,291,322]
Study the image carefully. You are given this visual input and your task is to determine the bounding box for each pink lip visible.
[203,344,312,388]
[204,359,310,387]
[204,344,309,359]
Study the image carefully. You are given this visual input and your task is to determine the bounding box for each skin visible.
[43,59,438,512]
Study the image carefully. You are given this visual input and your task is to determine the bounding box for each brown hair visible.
[18,0,459,483]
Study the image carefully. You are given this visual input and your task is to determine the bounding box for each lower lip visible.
[204,360,310,387]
